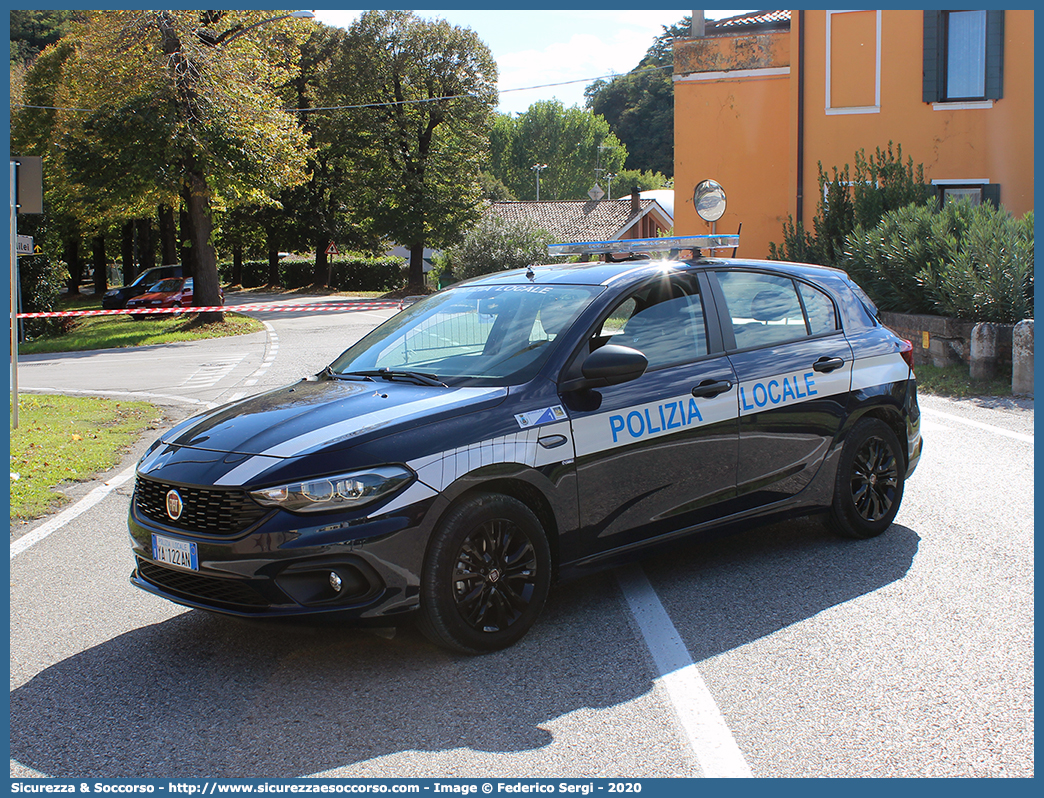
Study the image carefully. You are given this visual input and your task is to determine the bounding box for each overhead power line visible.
[12,63,673,115]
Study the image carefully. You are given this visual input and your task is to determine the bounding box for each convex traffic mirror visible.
[694,179,727,222]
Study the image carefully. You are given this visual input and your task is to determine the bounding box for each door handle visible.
[691,379,733,398]
[813,356,845,373]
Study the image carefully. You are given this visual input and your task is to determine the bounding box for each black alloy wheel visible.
[453,517,538,632]
[829,417,906,539]
[419,493,551,654]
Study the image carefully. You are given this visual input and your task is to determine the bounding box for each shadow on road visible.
[10,519,919,778]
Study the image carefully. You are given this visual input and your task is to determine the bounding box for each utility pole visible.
[531,163,548,201]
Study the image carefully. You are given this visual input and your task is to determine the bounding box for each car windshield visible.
[150,278,184,293]
[328,283,601,386]
[131,270,163,287]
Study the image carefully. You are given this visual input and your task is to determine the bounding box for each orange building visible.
[673,10,1034,258]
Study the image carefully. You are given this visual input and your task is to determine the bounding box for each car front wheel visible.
[829,417,906,539]
[418,493,551,654]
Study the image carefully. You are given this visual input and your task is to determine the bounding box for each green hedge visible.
[842,201,1033,323]
[219,255,407,292]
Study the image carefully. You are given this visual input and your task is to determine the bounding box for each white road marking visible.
[616,563,753,778]
[10,466,136,560]
[180,356,245,388]
[920,407,1033,444]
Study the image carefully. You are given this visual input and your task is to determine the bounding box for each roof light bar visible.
[547,234,739,257]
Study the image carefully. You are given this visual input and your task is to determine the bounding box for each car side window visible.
[592,275,708,370]
[717,271,819,349]
[798,282,838,335]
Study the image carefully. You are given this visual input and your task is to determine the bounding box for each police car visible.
[129,235,921,654]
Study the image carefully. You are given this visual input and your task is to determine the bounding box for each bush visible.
[842,200,1033,323]
[770,143,931,267]
[17,253,68,340]
[449,216,556,281]
[919,206,1033,323]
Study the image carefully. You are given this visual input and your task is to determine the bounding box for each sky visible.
[312,10,752,117]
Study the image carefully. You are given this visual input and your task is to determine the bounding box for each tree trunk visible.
[92,235,107,294]
[183,171,223,321]
[121,221,136,285]
[179,204,195,279]
[64,237,82,295]
[408,242,426,290]
[136,218,155,272]
[231,245,243,287]
[158,204,178,265]
[267,239,281,287]
[313,237,329,288]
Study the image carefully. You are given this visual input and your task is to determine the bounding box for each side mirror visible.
[560,344,648,392]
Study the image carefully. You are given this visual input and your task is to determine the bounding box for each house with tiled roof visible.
[485,190,673,247]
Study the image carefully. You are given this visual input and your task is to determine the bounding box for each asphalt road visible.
[9,296,1034,779]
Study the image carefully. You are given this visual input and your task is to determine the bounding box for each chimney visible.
[631,186,641,215]
[692,10,705,38]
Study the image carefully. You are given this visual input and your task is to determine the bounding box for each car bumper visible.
[127,489,443,621]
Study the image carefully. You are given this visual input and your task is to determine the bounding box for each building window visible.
[946,11,986,99]
[923,10,1004,103]
[930,181,1001,208]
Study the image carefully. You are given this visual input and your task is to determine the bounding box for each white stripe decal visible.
[262,387,506,458]
[571,388,737,459]
[408,421,574,491]
[851,351,910,391]
[738,365,849,416]
[213,455,285,487]
[372,480,439,516]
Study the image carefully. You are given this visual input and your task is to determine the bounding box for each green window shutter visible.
[923,11,944,103]
[982,184,1001,208]
[984,10,1005,100]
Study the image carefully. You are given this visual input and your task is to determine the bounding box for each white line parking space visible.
[920,407,1033,444]
[10,466,136,560]
[616,563,753,778]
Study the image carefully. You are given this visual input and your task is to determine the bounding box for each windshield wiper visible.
[319,366,374,382]
[338,368,447,387]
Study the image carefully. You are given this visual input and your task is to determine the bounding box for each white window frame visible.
[825,10,882,115]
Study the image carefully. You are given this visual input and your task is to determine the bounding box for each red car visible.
[126,278,224,319]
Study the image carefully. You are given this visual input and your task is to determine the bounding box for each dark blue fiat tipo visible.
[129,235,921,653]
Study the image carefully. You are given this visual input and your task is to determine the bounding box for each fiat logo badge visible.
[165,489,184,521]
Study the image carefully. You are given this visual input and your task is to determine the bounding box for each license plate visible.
[151,534,199,571]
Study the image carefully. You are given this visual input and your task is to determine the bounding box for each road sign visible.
[325,242,339,255]
[16,235,33,255]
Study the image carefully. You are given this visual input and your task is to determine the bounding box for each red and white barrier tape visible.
[16,301,402,319]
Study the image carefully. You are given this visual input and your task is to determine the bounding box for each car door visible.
[559,271,739,564]
[709,268,854,508]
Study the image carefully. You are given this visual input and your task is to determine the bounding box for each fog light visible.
[329,571,343,592]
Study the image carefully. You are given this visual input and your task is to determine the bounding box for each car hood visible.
[157,378,508,459]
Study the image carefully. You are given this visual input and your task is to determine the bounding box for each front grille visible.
[135,476,269,535]
[136,558,272,609]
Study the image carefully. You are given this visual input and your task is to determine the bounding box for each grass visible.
[915,362,1013,398]
[9,394,163,521]
[19,311,264,355]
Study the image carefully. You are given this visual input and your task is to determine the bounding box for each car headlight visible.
[249,465,414,513]
[104,290,118,298]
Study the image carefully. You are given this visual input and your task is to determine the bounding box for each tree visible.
[44,10,313,317]
[488,101,629,201]
[10,10,77,67]
[585,16,689,178]
[326,10,499,289]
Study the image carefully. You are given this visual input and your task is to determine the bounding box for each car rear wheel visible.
[829,417,905,539]
[418,493,551,654]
